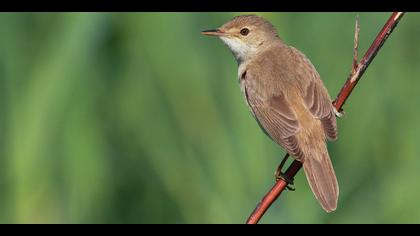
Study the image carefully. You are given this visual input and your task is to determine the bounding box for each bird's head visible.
[202,15,279,64]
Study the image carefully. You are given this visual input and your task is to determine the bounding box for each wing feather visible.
[244,82,304,159]
[289,47,338,140]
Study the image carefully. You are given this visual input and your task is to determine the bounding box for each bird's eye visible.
[240,28,250,36]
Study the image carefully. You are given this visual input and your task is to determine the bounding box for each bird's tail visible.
[302,146,339,212]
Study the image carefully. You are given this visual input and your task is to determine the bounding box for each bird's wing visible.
[289,47,338,140]
[243,73,304,159]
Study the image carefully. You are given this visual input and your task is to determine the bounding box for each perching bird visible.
[202,15,339,212]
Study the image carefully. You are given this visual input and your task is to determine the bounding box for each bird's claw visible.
[275,154,296,191]
[275,172,296,191]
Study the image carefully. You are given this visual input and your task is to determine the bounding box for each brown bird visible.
[202,15,339,212]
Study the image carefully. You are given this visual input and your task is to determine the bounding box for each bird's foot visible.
[275,154,295,191]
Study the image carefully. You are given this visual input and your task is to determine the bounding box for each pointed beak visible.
[201,29,225,36]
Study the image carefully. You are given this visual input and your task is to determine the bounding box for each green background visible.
[0,12,418,224]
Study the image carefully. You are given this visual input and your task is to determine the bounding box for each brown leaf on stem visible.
[352,15,360,74]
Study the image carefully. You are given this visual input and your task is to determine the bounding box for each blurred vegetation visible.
[0,12,419,223]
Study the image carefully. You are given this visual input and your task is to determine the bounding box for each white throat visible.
[220,36,254,64]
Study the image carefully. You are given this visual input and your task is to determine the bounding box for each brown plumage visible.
[202,15,339,212]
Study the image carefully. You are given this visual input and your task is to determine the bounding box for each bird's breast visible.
[237,64,259,117]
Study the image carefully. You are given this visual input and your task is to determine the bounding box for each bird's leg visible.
[275,153,295,191]
[275,154,289,177]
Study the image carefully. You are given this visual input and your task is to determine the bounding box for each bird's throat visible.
[220,36,254,65]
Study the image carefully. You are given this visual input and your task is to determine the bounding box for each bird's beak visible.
[201,29,225,36]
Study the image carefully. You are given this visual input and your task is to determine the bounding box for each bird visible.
[202,15,339,212]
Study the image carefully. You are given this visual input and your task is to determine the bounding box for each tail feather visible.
[303,148,339,212]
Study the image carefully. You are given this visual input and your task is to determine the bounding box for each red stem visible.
[246,159,301,224]
[246,12,405,224]
[334,12,405,110]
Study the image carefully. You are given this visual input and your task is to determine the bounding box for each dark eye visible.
[240,28,250,36]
